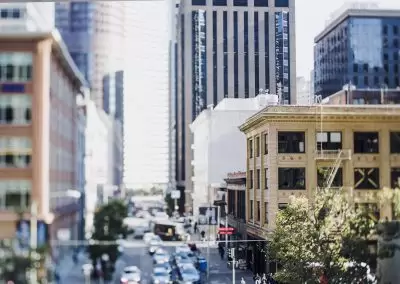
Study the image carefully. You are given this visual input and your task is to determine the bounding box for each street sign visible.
[171,190,181,199]
[218,227,235,235]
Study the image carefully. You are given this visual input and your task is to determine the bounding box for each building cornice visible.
[240,105,400,133]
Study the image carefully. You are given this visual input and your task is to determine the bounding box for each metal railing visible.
[315,149,352,160]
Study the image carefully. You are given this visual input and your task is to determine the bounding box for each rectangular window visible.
[278,203,288,210]
[278,168,306,190]
[0,180,31,210]
[212,11,218,106]
[256,169,260,189]
[317,167,343,188]
[192,0,206,5]
[316,131,342,150]
[256,201,261,222]
[255,136,260,157]
[254,12,260,94]
[0,137,32,169]
[278,131,305,153]
[213,0,227,5]
[391,168,400,188]
[0,53,33,82]
[354,132,379,153]
[0,95,32,125]
[244,11,249,98]
[264,133,268,154]
[223,11,228,98]
[264,12,270,91]
[264,202,268,223]
[254,0,268,6]
[248,139,253,158]
[234,0,248,6]
[275,0,289,7]
[249,170,254,188]
[390,132,400,153]
[354,168,380,189]
[233,12,239,98]
[265,168,268,189]
[250,200,253,219]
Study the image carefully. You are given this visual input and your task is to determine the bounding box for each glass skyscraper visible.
[314,9,400,99]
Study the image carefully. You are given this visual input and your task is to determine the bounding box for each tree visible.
[87,200,128,280]
[268,188,376,284]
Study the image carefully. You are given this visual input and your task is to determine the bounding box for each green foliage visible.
[378,186,400,219]
[165,193,175,216]
[269,188,376,284]
[87,200,128,276]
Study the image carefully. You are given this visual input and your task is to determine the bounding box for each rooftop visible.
[314,8,400,43]
[240,104,400,132]
[0,29,87,88]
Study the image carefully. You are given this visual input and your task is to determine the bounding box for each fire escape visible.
[314,96,352,191]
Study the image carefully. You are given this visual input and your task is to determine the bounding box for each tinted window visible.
[254,0,268,6]
[213,0,227,5]
[278,168,306,189]
[234,0,248,6]
[275,0,289,7]
[192,0,206,5]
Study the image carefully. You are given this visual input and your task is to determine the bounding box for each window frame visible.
[278,167,306,190]
[353,132,379,154]
[390,132,400,153]
[316,131,342,150]
[278,131,306,154]
[354,167,380,190]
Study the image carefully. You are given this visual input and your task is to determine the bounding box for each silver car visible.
[120,266,141,284]
[152,267,172,284]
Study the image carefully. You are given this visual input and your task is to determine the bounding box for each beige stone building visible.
[240,105,400,232]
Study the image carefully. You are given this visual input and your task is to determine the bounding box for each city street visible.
[59,240,254,284]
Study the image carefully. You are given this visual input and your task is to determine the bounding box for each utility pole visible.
[30,201,38,284]
[231,248,236,284]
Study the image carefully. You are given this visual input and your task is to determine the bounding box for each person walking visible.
[240,277,246,284]
[194,221,198,233]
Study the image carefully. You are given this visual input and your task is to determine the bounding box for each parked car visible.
[179,265,200,283]
[151,267,172,284]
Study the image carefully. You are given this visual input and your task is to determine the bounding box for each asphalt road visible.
[60,240,254,284]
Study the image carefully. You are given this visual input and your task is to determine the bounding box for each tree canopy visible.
[87,200,128,280]
[268,188,376,284]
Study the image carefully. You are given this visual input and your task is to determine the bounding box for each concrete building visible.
[322,88,400,105]
[123,0,170,188]
[0,2,55,32]
[55,2,126,107]
[176,0,297,211]
[240,105,400,235]
[81,98,110,234]
[103,70,124,186]
[314,8,400,99]
[190,94,278,214]
[296,76,312,105]
[0,30,86,242]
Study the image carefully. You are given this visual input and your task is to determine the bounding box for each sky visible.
[295,0,400,79]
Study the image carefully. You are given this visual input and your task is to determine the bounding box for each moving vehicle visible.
[148,238,163,255]
[152,220,183,241]
[153,249,170,264]
[144,232,156,244]
[120,266,141,284]
[151,267,172,284]
[154,262,172,274]
[179,265,200,283]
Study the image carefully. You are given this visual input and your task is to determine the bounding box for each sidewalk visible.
[57,249,90,281]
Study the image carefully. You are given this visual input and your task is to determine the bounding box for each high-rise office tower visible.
[123,0,170,188]
[55,2,126,108]
[314,8,400,99]
[176,0,297,212]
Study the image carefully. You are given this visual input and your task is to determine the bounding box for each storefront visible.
[246,224,268,274]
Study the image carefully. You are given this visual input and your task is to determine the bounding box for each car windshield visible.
[182,268,197,275]
[124,267,138,274]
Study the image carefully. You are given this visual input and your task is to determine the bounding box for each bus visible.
[152,220,185,241]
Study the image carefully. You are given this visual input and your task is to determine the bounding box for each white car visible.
[179,265,200,283]
[153,249,170,264]
[152,267,172,284]
[148,239,163,255]
[175,245,191,254]
[144,232,156,244]
[120,266,141,284]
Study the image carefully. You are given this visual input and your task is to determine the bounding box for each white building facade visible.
[83,99,110,234]
[190,94,278,216]
[0,2,54,32]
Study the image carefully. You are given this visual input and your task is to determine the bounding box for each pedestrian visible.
[261,273,267,284]
[194,221,198,233]
[319,269,328,284]
[241,277,246,284]
[253,273,261,284]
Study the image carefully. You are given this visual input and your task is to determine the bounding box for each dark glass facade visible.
[223,11,228,98]
[275,11,290,103]
[315,16,400,99]
[192,10,207,120]
[234,11,239,98]
[244,12,249,98]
